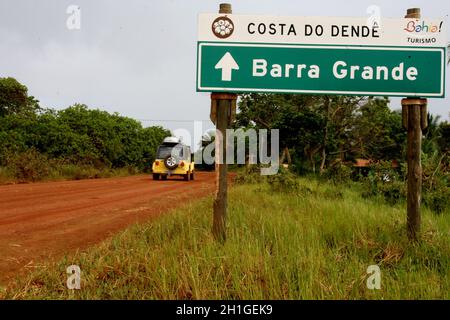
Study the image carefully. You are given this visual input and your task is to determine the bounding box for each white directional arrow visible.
[215,52,239,81]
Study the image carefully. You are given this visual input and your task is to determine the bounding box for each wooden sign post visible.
[210,3,237,242]
[402,8,428,241]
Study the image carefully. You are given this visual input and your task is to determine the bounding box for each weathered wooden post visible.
[402,8,428,241]
[210,3,237,242]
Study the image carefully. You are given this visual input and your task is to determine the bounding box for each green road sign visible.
[196,42,445,97]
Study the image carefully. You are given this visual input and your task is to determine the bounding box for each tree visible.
[274,104,324,172]
[236,93,406,173]
[351,97,405,161]
[0,77,40,117]
[237,93,325,171]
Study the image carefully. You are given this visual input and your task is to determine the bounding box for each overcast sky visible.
[0,0,449,148]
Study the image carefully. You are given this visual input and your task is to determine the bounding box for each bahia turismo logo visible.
[212,16,234,39]
[403,19,444,44]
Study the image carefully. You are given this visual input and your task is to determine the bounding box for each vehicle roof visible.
[162,137,181,144]
[159,137,190,148]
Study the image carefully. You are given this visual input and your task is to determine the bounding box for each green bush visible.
[360,161,405,205]
[378,180,406,206]
[266,167,313,196]
[234,165,265,184]
[322,161,353,184]
[6,148,50,182]
[423,189,450,214]
[0,166,13,183]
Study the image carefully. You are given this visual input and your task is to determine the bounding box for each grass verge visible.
[0,164,138,185]
[2,178,449,299]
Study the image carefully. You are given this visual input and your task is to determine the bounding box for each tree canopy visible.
[236,93,414,172]
[0,77,170,171]
[0,77,40,117]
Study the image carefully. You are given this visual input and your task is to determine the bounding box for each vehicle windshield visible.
[157,145,183,159]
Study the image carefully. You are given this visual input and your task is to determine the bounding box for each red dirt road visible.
[0,172,215,285]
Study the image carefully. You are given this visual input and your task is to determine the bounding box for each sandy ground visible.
[0,172,216,285]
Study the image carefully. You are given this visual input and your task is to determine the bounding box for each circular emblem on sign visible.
[211,16,234,39]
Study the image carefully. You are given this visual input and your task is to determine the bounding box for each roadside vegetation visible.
[0,77,170,184]
[2,172,448,299]
[232,94,450,214]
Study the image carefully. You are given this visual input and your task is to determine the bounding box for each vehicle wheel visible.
[184,173,190,181]
[164,155,179,170]
[152,173,160,180]
[190,172,194,180]
[161,175,167,180]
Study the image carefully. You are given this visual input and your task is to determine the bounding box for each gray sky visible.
[0,0,449,148]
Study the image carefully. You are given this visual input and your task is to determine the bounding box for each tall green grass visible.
[2,178,449,299]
